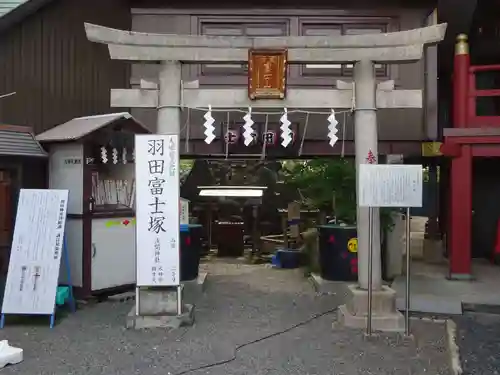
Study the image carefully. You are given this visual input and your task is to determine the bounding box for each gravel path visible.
[1,261,450,375]
[454,312,500,375]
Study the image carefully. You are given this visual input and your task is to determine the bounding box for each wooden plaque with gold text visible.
[248,49,287,100]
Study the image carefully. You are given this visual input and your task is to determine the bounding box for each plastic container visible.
[215,221,244,257]
[55,286,70,306]
[180,224,202,281]
[317,224,358,281]
[276,248,301,269]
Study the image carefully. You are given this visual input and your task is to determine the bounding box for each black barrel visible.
[215,221,244,257]
[318,224,358,281]
[180,224,202,281]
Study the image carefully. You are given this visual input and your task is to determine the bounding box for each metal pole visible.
[405,207,411,336]
[135,286,140,316]
[367,206,373,336]
[177,285,182,316]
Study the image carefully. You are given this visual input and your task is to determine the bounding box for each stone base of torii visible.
[85,22,447,332]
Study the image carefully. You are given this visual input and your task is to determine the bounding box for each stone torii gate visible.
[85,22,446,331]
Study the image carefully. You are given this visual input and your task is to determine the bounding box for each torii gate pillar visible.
[157,61,181,135]
[353,60,382,291]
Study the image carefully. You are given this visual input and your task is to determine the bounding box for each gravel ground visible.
[1,261,450,375]
[454,312,500,375]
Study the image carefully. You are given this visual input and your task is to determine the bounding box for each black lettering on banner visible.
[19,266,27,291]
[158,266,164,283]
[54,233,62,259]
[151,266,157,283]
[148,140,164,156]
[57,199,66,229]
[154,237,161,264]
[149,177,165,195]
[148,160,164,175]
[148,196,165,215]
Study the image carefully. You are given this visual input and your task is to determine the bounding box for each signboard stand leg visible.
[50,236,76,328]
[135,287,140,316]
[404,207,411,336]
[63,237,76,314]
[366,207,373,336]
[177,285,182,316]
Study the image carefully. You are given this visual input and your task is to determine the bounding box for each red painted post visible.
[453,34,470,128]
[449,145,472,278]
[449,34,473,279]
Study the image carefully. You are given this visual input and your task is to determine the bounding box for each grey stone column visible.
[157,61,181,135]
[354,59,382,291]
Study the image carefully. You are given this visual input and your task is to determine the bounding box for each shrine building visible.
[0,0,496,284]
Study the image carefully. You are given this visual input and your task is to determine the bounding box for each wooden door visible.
[0,170,12,275]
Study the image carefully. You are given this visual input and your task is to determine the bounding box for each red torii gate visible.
[441,34,500,279]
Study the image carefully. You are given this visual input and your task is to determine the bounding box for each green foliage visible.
[281,158,357,224]
[180,160,194,174]
[281,159,395,232]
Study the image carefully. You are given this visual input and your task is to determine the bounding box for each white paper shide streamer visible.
[327,109,339,147]
[203,105,216,144]
[122,147,127,164]
[280,108,292,147]
[112,148,118,165]
[100,146,108,164]
[242,107,255,147]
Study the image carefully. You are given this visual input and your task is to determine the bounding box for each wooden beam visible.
[111,88,422,109]
[107,44,424,63]
[85,22,447,49]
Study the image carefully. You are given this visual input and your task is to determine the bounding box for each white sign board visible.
[358,164,423,208]
[180,198,189,225]
[135,135,180,286]
[2,189,69,315]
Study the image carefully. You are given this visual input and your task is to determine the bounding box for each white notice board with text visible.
[135,134,180,286]
[180,199,189,225]
[2,189,69,315]
[358,164,423,208]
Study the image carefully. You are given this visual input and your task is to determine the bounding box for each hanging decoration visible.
[112,148,118,165]
[165,104,353,152]
[203,105,215,144]
[327,109,339,147]
[242,107,255,147]
[100,146,108,164]
[122,147,128,164]
[280,108,292,147]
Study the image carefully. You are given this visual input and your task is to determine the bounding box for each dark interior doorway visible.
[0,169,13,277]
[472,157,500,259]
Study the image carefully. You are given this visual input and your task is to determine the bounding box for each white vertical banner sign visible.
[358,164,423,208]
[135,135,180,286]
[2,189,69,315]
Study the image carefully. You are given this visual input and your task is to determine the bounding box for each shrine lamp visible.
[198,186,267,198]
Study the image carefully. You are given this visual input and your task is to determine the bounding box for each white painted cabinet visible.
[91,217,136,291]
